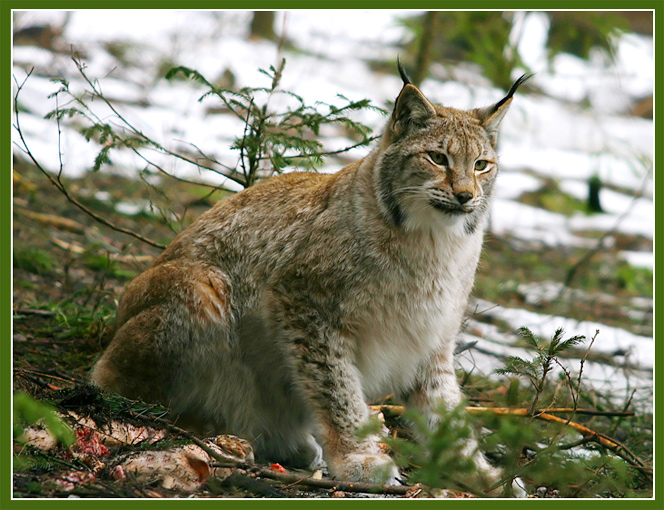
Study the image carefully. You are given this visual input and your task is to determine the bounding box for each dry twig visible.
[50,237,153,264]
[14,206,85,233]
[369,404,635,418]
[210,462,417,496]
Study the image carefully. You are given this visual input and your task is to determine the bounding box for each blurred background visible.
[12,10,653,497]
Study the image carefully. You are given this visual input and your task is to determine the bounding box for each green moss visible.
[616,263,653,295]
[520,180,589,216]
[14,279,37,289]
[13,246,55,275]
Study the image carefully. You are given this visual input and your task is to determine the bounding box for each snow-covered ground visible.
[12,10,653,408]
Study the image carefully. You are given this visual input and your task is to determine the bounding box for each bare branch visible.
[12,72,167,250]
[280,135,381,162]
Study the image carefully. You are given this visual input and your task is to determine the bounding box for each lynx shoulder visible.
[92,64,529,493]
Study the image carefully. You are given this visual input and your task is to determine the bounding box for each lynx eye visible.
[429,152,448,167]
[474,160,489,172]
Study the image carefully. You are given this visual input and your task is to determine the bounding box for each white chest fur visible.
[352,227,483,400]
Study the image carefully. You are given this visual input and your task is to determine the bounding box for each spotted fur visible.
[92,69,529,492]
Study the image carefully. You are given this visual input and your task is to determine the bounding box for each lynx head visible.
[376,63,530,235]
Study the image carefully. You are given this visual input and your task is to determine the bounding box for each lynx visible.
[92,64,529,495]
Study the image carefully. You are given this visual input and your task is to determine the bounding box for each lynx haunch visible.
[93,64,529,494]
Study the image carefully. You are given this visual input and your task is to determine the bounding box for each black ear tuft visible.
[472,73,533,148]
[491,73,533,115]
[396,57,412,86]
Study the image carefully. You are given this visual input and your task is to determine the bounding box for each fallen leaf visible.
[185,454,211,482]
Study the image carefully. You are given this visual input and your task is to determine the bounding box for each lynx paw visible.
[283,434,325,470]
[510,477,527,498]
[331,453,400,485]
[485,474,527,498]
[474,454,526,498]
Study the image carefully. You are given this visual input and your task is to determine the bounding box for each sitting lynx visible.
[92,63,529,495]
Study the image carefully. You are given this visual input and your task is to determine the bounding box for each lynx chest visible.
[349,231,482,400]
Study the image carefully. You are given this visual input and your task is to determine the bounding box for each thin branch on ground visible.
[49,237,154,263]
[369,404,635,418]
[13,309,56,317]
[467,407,650,477]
[210,461,418,496]
[15,367,85,385]
[557,436,594,451]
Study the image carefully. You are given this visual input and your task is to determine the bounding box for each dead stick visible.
[13,309,56,317]
[50,237,153,263]
[370,405,635,418]
[146,416,242,466]
[211,462,415,496]
[466,407,620,449]
[14,207,85,233]
[544,408,634,417]
[466,407,650,477]
[15,368,82,385]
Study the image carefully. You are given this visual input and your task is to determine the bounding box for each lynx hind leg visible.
[92,262,236,425]
[91,303,176,404]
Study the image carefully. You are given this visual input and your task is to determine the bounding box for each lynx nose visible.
[455,191,473,204]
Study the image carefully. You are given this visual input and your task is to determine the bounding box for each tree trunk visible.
[587,175,603,213]
[250,11,276,40]
[412,11,439,87]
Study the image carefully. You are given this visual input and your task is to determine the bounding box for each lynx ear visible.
[391,84,437,138]
[474,74,532,147]
[389,58,436,137]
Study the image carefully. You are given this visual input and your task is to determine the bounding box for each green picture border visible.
[2,2,660,508]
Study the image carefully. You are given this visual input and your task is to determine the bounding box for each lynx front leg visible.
[276,309,399,484]
[405,346,526,497]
